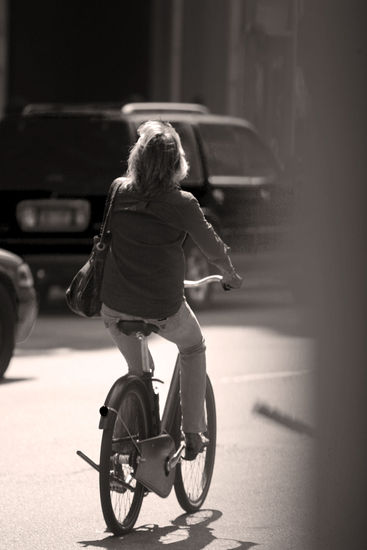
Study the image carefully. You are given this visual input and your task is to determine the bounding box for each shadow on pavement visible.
[15,282,312,357]
[253,400,316,437]
[78,509,257,549]
[0,376,36,385]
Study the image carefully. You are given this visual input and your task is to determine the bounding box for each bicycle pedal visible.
[110,480,127,494]
[151,377,164,384]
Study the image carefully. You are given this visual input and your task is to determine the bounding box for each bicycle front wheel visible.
[99,381,150,535]
[174,375,217,512]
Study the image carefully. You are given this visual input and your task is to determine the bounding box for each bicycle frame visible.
[160,355,180,434]
[137,328,180,434]
[134,273,223,436]
[78,274,223,471]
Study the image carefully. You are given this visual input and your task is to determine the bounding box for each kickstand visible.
[76,450,100,472]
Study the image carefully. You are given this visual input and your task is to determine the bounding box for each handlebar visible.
[184,275,223,288]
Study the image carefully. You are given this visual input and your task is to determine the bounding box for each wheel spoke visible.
[181,448,207,501]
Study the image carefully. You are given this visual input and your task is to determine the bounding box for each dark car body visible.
[0,248,37,376]
[0,102,292,305]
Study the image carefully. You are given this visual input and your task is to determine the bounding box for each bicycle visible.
[77,275,224,535]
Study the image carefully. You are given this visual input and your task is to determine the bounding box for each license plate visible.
[16,199,91,232]
[38,209,73,229]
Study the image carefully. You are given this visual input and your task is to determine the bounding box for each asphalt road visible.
[0,284,316,550]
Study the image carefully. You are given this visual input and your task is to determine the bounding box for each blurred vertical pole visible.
[288,0,298,158]
[170,0,183,101]
[298,1,367,548]
[0,0,8,117]
[227,0,244,116]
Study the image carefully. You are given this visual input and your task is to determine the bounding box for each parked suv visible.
[0,248,38,377]
[0,102,292,307]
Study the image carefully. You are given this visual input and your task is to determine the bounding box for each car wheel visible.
[184,241,213,310]
[0,283,16,378]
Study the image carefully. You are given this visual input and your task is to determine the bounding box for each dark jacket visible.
[101,178,232,318]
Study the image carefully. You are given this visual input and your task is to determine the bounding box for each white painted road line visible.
[220,368,313,384]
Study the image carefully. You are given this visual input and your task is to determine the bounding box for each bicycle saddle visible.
[117,320,159,336]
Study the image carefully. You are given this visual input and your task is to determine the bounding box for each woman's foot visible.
[183,432,209,460]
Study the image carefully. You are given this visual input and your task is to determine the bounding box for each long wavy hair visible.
[125,120,189,197]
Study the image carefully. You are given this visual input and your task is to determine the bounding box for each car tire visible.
[0,283,16,378]
[184,239,214,310]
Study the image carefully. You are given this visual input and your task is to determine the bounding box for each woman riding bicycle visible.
[100,120,242,460]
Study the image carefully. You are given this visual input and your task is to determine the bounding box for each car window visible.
[171,122,203,186]
[0,117,131,194]
[233,126,278,178]
[198,122,278,178]
[198,123,243,176]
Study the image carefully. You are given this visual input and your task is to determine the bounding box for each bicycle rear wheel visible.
[99,381,150,535]
[174,375,216,512]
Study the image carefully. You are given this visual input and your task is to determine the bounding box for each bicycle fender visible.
[98,374,150,430]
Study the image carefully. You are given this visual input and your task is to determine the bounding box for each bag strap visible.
[99,180,121,240]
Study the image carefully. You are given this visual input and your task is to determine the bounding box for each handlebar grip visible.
[184,275,223,288]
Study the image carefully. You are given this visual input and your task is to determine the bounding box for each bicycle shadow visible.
[78,509,257,549]
[0,376,36,385]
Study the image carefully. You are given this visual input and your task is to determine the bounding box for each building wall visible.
[6,0,152,112]
[150,0,232,114]
[181,0,229,114]
[3,0,301,163]
[242,0,300,163]
[150,0,173,101]
[151,0,300,163]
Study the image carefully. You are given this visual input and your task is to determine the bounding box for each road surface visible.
[0,285,316,549]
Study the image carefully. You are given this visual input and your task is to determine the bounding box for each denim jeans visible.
[101,299,206,433]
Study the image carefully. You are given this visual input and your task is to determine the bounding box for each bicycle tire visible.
[173,375,216,512]
[0,283,16,378]
[99,380,150,535]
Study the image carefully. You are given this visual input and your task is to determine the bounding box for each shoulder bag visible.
[65,180,120,317]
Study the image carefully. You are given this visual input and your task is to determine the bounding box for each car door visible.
[197,120,282,249]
